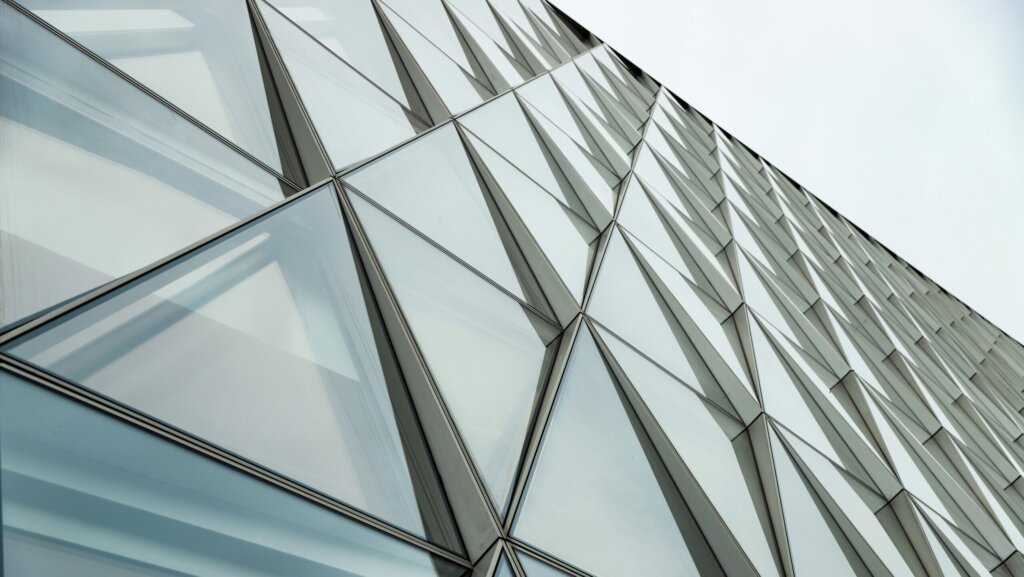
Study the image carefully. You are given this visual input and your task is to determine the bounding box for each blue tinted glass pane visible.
[0,370,466,577]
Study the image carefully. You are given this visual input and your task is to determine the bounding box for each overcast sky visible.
[554,0,1024,341]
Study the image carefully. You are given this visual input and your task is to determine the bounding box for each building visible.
[1,0,1023,575]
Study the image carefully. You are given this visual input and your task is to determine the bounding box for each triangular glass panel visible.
[587,229,736,412]
[517,75,624,175]
[265,0,429,114]
[379,2,493,114]
[464,131,600,302]
[514,326,721,577]
[4,185,461,551]
[0,3,284,329]
[781,428,919,577]
[351,193,560,515]
[459,94,610,223]
[494,555,515,577]
[24,0,294,174]
[382,0,483,74]
[519,99,619,209]
[447,0,535,70]
[344,124,537,303]
[0,370,469,577]
[615,336,783,577]
[259,2,427,170]
[448,6,532,88]
[769,428,872,577]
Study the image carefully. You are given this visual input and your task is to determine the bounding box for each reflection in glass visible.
[5,186,461,550]
[0,370,466,577]
[23,0,294,174]
[0,3,284,328]
[259,2,426,170]
[514,327,714,577]
[351,194,559,515]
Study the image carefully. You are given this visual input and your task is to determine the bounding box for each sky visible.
[553,0,1024,341]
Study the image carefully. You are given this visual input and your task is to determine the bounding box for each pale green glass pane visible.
[452,8,530,87]
[447,0,517,55]
[260,2,424,170]
[464,132,598,302]
[5,187,458,547]
[514,327,705,577]
[621,344,781,577]
[381,4,492,114]
[751,316,845,463]
[0,372,466,577]
[551,62,615,129]
[345,124,525,299]
[0,4,283,328]
[459,94,577,207]
[382,0,475,72]
[25,1,285,172]
[617,178,700,284]
[785,431,916,577]
[267,0,418,109]
[494,556,515,577]
[517,75,603,162]
[771,431,865,577]
[352,195,558,513]
[522,101,619,211]
[587,230,709,395]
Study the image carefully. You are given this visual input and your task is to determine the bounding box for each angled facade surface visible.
[2,1,1024,576]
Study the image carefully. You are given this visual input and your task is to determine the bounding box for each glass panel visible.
[0,371,466,577]
[0,3,284,329]
[351,194,559,514]
[494,556,515,577]
[587,230,732,409]
[344,124,526,300]
[521,101,619,211]
[259,2,425,170]
[464,131,599,302]
[266,0,423,110]
[616,335,781,577]
[23,0,289,173]
[751,315,845,464]
[380,4,492,114]
[458,94,578,208]
[381,0,477,72]
[5,186,461,549]
[784,431,917,577]
[770,430,867,577]
[514,326,710,577]
[517,75,602,162]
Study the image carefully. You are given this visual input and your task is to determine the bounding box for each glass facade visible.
[1,1,1023,576]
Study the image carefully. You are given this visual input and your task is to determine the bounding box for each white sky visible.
[554,0,1024,341]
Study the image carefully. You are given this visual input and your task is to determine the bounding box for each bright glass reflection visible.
[24,0,292,174]
[5,186,460,550]
[0,370,466,577]
[0,3,284,329]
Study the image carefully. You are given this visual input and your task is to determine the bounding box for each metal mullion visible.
[0,357,472,569]
[0,176,336,346]
[3,0,303,193]
[508,538,594,577]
